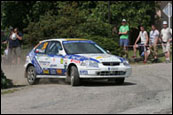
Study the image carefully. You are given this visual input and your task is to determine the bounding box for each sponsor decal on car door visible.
[46,41,66,76]
[34,42,50,74]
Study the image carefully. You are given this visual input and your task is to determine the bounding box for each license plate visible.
[109,68,118,71]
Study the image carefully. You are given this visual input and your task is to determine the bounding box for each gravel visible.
[1,63,172,114]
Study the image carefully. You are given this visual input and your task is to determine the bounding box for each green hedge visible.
[1,68,13,89]
[1,69,8,89]
[86,35,123,56]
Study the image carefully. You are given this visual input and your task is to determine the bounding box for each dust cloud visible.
[1,55,67,86]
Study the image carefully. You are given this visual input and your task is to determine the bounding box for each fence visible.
[126,43,172,62]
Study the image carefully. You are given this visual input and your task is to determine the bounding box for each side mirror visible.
[58,50,65,56]
[106,50,111,54]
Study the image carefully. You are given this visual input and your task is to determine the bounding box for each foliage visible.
[1,32,13,89]
[1,1,34,30]
[1,69,13,89]
[85,35,123,56]
[110,1,156,28]
[1,1,160,88]
[23,2,115,46]
[2,1,158,53]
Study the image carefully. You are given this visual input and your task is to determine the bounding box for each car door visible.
[45,41,65,76]
[34,41,51,75]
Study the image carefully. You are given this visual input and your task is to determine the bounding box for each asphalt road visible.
[1,63,172,114]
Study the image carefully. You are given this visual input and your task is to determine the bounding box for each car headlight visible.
[89,60,99,68]
[123,60,129,66]
[80,60,99,68]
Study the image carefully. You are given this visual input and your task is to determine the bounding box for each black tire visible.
[26,66,40,85]
[65,69,71,84]
[115,78,125,85]
[70,66,80,86]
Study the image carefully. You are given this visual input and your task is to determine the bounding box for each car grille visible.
[102,62,120,66]
[97,71,126,76]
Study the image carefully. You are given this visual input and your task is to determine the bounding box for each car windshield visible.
[63,41,107,55]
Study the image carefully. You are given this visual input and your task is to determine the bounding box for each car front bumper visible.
[78,64,132,79]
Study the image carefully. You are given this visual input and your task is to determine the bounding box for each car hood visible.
[77,54,123,63]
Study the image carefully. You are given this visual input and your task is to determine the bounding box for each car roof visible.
[40,38,88,43]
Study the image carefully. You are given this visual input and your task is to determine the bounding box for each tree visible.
[2,1,159,54]
[110,1,157,44]
[1,1,35,30]
[23,1,122,55]
[1,1,58,31]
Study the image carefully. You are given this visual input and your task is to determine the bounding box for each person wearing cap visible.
[132,25,149,64]
[160,21,172,63]
[149,24,159,63]
[118,19,129,58]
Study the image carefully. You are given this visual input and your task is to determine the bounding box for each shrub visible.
[86,35,123,56]
[1,31,13,89]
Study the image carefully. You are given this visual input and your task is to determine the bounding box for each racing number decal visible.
[42,42,48,50]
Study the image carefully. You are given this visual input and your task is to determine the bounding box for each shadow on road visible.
[12,85,28,88]
[4,85,28,89]
[38,79,68,85]
[80,80,137,87]
[36,79,137,87]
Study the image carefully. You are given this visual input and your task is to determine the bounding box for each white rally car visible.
[24,39,132,86]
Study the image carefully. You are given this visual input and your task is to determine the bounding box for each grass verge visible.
[1,88,19,95]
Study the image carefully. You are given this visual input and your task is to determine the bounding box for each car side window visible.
[35,42,48,54]
[46,41,62,55]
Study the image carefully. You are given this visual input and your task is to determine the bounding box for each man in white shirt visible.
[149,25,159,62]
[132,25,149,63]
[160,21,172,63]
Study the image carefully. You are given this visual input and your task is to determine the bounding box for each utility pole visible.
[168,2,172,28]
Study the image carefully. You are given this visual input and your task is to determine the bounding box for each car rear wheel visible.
[114,78,125,85]
[70,66,80,86]
[26,66,40,85]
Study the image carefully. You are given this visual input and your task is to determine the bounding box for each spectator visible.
[6,27,14,63]
[160,21,172,63]
[149,25,159,63]
[8,28,23,64]
[118,19,129,58]
[140,45,151,60]
[132,25,149,64]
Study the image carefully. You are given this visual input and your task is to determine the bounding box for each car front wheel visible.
[70,66,80,86]
[26,66,40,85]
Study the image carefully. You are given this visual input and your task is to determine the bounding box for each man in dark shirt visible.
[8,28,23,64]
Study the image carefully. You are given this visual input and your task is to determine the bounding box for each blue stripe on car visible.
[63,40,95,44]
[65,54,100,63]
[31,57,43,74]
[115,56,125,63]
[29,50,43,74]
